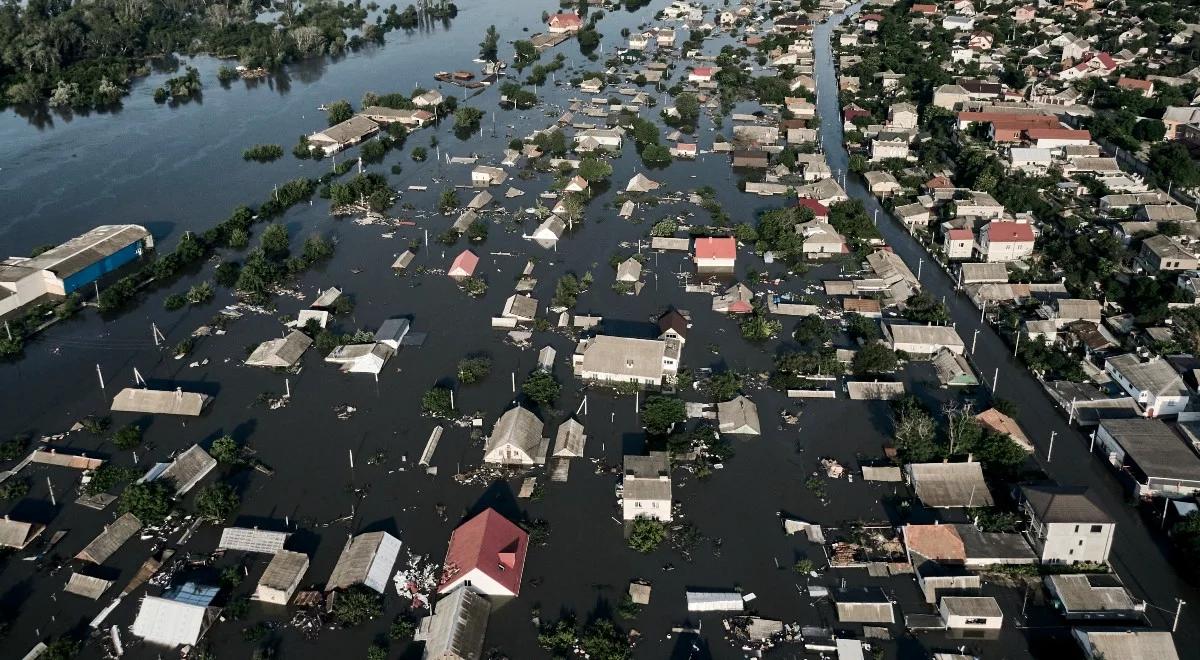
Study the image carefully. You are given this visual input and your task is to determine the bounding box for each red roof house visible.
[547,12,583,32]
[437,508,529,597]
[689,66,716,82]
[694,237,737,270]
[448,249,480,280]
[795,197,830,219]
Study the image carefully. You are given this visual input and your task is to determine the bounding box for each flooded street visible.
[0,0,1194,658]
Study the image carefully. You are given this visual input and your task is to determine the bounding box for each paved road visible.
[811,3,1198,643]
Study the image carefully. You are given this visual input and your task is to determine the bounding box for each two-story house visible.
[1017,485,1115,565]
[1104,354,1191,418]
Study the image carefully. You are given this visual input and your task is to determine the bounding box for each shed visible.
[652,237,690,251]
[553,419,587,457]
[940,596,1003,629]
[502,294,538,322]
[392,250,416,270]
[245,331,312,368]
[834,587,895,623]
[111,387,212,416]
[326,531,402,593]
[537,346,556,370]
[906,462,993,507]
[374,318,411,350]
[416,585,491,660]
[628,581,652,605]
[932,348,978,386]
[253,550,309,605]
[63,572,113,600]
[75,512,142,564]
[717,395,761,435]
[686,591,745,612]
[218,527,289,554]
[0,516,45,549]
[310,287,343,309]
[467,190,493,210]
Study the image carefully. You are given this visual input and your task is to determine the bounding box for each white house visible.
[1018,485,1115,565]
[978,221,1035,262]
[940,597,1003,629]
[573,335,680,386]
[483,406,548,466]
[622,452,672,521]
[1104,354,1191,417]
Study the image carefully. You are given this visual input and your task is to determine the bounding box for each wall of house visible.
[1039,522,1114,564]
[623,498,672,522]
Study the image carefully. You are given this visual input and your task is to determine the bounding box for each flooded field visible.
[0,0,1196,658]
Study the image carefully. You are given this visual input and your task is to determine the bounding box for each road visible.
[811,2,1198,643]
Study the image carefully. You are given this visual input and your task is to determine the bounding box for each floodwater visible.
[0,1,1191,659]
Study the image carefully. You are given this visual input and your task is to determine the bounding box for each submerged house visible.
[0,516,44,549]
[75,512,142,564]
[437,508,529,597]
[448,250,480,280]
[326,531,402,593]
[245,331,312,369]
[253,550,310,605]
[573,335,681,387]
[553,418,587,457]
[131,583,222,648]
[483,406,548,466]
[307,115,379,156]
[717,395,761,435]
[111,387,212,416]
[622,451,672,522]
[416,585,491,660]
[0,224,153,317]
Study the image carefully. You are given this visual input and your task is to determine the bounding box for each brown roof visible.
[904,524,965,562]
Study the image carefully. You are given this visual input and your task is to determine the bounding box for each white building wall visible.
[1039,522,1115,564]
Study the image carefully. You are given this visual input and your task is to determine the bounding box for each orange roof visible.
[904,524,966,562]
[976,408,1032,449]
[843,298,881,313]
[947,228,974,240]
[695,237,737,260]
[1117,77,1153,91]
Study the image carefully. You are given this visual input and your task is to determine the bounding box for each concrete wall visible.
[1038,522,1115,564]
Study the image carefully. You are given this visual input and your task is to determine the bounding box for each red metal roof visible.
[985,222,1034,243]
[795,197,830,218]
[548,12,582,27]
[449,249,479,276]
[694,237,737,260]
[692,66,715,77]
[438,508,529,596]
[947,229,974,240]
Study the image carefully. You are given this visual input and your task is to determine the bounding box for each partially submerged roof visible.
[75,512,142,564]
[0,516,44,549]
[326,531,402,593]
[156,444,217,496]
[111,388,212,416]
[907,462,993,507]
[255,550,310,600]
[1074,629,1180,660]
[1047,574,1140,614]
[717,395,761,435]
[418,585,491,659]
[131,593,221,647]
[485,406,545,457]
[438,508,529,596]
[23,224,150,279]
[64,572,113,600]
[554,418,587,457]
[218,527,290,554]
[626,172,662,192]
[245,331,312,368]
[941,596,1002,618]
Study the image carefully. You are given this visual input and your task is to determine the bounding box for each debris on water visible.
[393,550,440,610]
[335,404,356,420]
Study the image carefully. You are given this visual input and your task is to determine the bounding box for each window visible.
[964,618,987,625]
[1091,525,1103,533]
[1074,525,1080,533]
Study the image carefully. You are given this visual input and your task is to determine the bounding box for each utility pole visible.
[1173,599,1186,632]
[96,364,105,391]
[971,329,979,354]
[1047,430,1056,463]
[991,367,998,394]
[3,321,10,341]
[1013,329,1021,357]
[151,322,164,347]
[980,300,987,324]
[1162,496,1171,529]
[917,258,923,280]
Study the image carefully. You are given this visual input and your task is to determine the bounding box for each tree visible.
[118,482,172,525]
[793,315,831,346]
[514,40,539,66]
[1132,118,1166,143]
[553,273,582,307]
[422,386,455,417]
[1148,141,1200,189]
[211,435,243,464]
[454,106,484,130]
[467,219,488,242]
[196,483,240,522]
[522,370,561,405]
[538,618,579,656]
[651,219,678,236]
[439,187,460,212]
[852,342,898,375]
[389,613,418,640]
[457,356,492,384]
[892,396,938,462]
[739,307,782,341]
[111,423,142,450]
[303,234,334,263]
[579,619,632,660]
[641,144,672,165]
[845,312,880,341]
[327,99,353,126]
[628,518,666,553]
[260,224,290,261]
[578,157,613,182]
[332,586,383,626]
[642,395,685,435]
[479,25,500,62]
[706,371,742,401]
[903,291,950,324]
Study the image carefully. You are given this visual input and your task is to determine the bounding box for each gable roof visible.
[438,508,529,596]
[485,406,544,456]
[1019,485,1112,524]
[695,237,737,260]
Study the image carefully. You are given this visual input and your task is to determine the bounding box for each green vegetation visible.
[118,481,172,525]
[499,81,538,108]
[891,396,938,463]
[330,173,395,213]
[705,371,742,401]
[578,157,614,182]
[111,424,142,450]
[453,106,484,131]
[243,144,284,162]
[793,315,831,346]
[422,386,455,417]
[769,348,842,390]
[84,464,140,495]
[522,370,561,406]
[326,99,353,125]
[641,395,685,435]
[903,291,950,325]
[739,306,782,341]
[210,435,244,465]
[553,274,582,308]
[154,67,201,103]
[851,342,898,375]
[628,518,667,553]
[0,477,29,501]
[0,436,29,460]
[196,483,240,522]
[479,25,500,62]
[332,586,384,626]
[456,356,492,384]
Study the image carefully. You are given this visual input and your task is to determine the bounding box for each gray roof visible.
[326,531,400,592]
[1056,298,1101,320]
[1098,418,1200,482]
[553,418,587,457]
[1019,485,1111,524]
[0,517,43,548]
[616,257,643,282]
[907,462,994,507]
[311,287,343,308]
[22,224,150,279]
[131,595,220,647]
[256,550,310,597]
[64,572,113,599]
[717,395,761,435]
[503,294,538,320]
[575,335,670,382]
[485,406,545,456]
[111,388,212,416]
[312,115,379,144]
[159,445,217,496]
[625,451,670,479]
[624,478,672,502]
[374,318,411,345]
[886,323,965,350]
[419,585,491,659]
[1047,574,1139,614]
[941,596,1002,618]
[76,512,142,564]
[245,331,312,368]
[952,524,1036,561]
[1074,629,1180,660]
[867,250,919,288]
[218,527,290,554]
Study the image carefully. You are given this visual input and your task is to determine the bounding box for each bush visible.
[243,144,284,162]
[195,482,240,522]
[457,356,492,384]
[422,386,455,417]
[84,464,140,495]
[118,481,172,524]
[642,395,685,435]
[332,587,383,626]
[0,478,30,501]
[111,424,142,450]
[628,518,666,553]
[164,293,187,311]
[522,370,561,406]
